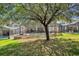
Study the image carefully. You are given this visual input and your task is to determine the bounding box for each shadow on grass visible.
[0,38,79,56]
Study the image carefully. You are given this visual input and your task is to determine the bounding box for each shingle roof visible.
[61,21,79,26]
[3,25,19,30]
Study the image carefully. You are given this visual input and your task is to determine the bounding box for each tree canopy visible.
[0,3,78,40]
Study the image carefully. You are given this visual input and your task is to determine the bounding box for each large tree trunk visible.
[44,25,50,41]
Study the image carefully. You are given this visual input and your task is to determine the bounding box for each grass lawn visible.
[0,39,20,47]
[0,33,79,56]
[55,33,79,41]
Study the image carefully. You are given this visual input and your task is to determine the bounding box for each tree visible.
[19,3,75,41]
[0,3,76,40]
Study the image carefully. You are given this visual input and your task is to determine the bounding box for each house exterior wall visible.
[61,22,79,33]
[48,22,79,33]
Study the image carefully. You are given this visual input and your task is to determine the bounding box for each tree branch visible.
[46,9,59,25]
[38,4,45,14]
[21,4,43,22]
[43,4,49,24]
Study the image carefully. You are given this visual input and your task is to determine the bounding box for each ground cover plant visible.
[0,33,79,56]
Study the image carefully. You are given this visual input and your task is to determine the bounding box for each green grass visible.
[0,39,20,47]
[0,33,79,56]
[55,33,79,41]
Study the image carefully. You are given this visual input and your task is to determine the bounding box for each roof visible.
[3,23,20,30]
[3,25,19,30]
[61,21,79,26]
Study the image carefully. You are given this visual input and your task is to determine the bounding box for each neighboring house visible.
[48,23,62,33]
[0,21,79,39]
[22,21,79,33]
[25,24,45,33]
[0,23,26,39]
[48,21,79,33]
[61,21,79,33]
